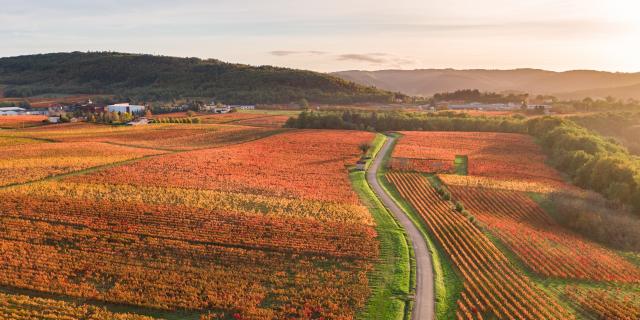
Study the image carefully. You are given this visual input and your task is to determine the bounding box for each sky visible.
[1,0,639,72]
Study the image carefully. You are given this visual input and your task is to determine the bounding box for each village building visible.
[107,103,146,114]
[0,107,27,116]
[229,105,256,110]
[447,102,522,111]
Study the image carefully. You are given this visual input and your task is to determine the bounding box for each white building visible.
[214,105,231,114]
[0,107,26,116]
[107,103,146,114]
[448,102,521,111]
[230,105,256,110]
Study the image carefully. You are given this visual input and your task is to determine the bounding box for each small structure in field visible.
[47,116,61,123]
[127,118,149,126]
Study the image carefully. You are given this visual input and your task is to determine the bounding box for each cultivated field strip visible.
[0,291,154,320]
[448,186,640,283]
[564,286,640,320]
[0,142,165,187]
[6,122,279,151]
[387,172,573,320]
[393,131,565,186]
[68,130,371,204]
[0,195,377,258]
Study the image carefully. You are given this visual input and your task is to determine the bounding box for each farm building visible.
[448,102,521,111]
[107,103,146,114]
[0,107,26,116]
[230,105,256,110]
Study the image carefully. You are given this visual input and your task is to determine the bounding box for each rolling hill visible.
[332,69,640,100]
[0,52,397,104]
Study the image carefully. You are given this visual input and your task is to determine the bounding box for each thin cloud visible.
[337,53,388,64]
[269,50,326,56]
[335,53,415,67]
[270,50,297,56]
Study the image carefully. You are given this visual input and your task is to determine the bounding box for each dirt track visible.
[366,136,435,320]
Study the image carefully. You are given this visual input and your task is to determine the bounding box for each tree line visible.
[285,110,527,133]
[431,89,528,104]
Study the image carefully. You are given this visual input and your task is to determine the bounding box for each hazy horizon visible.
[2,0,639,73]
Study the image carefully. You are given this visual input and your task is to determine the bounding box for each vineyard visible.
[0,141,164,186]
[447,186,640,283]
[387,172,573,320]
[5,122,281,151]
[0,124,381,319]
[0,115,47,129]
[234,115,291,127]
[386,131,640,320]
[564,286,640,319]
[0,291,154,320]
[392,131,564,186]
[67,130,370,203]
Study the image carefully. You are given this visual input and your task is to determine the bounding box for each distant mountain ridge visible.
[332,69,640,100]
[0,52,396,104]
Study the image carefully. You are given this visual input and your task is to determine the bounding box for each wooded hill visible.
[0,52,399,104]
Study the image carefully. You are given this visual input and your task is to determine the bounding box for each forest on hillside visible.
[0,52,401,104]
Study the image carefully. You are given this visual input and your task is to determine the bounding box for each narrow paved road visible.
[367,136,435,320]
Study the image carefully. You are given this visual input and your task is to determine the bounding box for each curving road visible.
[367,136,435,320]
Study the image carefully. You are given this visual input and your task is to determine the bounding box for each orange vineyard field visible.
[393,131,565,187]
[7,122,280,151]
[0,125,379,319]
[0,115,47,129]
[69,130,371,203]
[388,131,640,320]
[0,291,154,320]
[564,286,640,320]
[0,141,164,186]
[387,172,573,320]
[448,186,640,283]
[234,115,291,127]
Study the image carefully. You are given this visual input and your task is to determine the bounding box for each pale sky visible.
[1,0,639,72]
